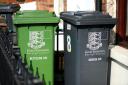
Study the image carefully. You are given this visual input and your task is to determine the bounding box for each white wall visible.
[20,1,37,10]
[54,0,64,17]
[106,0,116,18]
[53,0,64,50]
[67,0,95,11]
[110,46,128,85]
[110,61,128,85]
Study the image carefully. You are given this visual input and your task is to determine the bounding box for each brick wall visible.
[36,0,54,11]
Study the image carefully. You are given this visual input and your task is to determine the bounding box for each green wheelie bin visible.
[13,10,59,85]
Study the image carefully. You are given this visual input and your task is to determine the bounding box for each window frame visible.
[116,0,127,43]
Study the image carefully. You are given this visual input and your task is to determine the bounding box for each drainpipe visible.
[95,0,102,12]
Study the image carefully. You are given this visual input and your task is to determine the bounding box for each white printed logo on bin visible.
[87,32,102,50]
[28,31,45,49]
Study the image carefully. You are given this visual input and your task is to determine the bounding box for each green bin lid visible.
[13,10,59,24]
[16,10,49,16]
[19,10,49,13]
[15,10,54,18]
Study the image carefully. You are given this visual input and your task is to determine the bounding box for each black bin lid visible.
[0,4,20,13]
[60,11,116,26]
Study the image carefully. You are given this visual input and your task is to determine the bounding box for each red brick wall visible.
[36,0,54,11]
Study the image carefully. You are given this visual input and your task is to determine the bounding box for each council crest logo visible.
[28,31,45,49]
[87,32,102,50]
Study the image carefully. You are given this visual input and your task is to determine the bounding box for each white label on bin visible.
[67,24,71,30]
[30,56,48,61]
[86,32,102,50]
[88,57,102,62]
[67,35,71,52]
[28,31,45,49]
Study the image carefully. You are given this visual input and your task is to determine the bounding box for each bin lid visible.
[14,10,54,18]
[0,4,20,13]
[13,10,59,24]
[18,10,49,13]
[60,11,116,25]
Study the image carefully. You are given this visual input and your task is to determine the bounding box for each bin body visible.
[60,11,116,85]
[13,10,59,85]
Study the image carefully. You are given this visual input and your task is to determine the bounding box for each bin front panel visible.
[78,27,110,85]
[64,22,110,85]
[17,25,54,85]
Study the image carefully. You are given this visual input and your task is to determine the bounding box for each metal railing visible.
[0,24,44,85]
[0,25,65,85]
